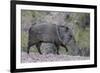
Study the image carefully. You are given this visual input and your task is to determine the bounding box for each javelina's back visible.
[29,24,59,44]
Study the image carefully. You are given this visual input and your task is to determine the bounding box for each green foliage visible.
[21,10,90,54]
[65,12,90,49]
[21,31,38,52]
[74,25,90,49]
[21,31,28,52]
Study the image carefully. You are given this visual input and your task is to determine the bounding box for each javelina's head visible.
[58,25,81,55]
[58,25,74,45]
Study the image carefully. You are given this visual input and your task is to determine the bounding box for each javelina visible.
[27,23,80,55]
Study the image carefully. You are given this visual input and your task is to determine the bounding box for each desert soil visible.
[21,52,90,63]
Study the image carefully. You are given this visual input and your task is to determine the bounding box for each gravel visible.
[21,52,90,63]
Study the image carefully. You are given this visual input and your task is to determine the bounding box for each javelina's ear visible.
[32,23,36,25]
[58,25,68,32]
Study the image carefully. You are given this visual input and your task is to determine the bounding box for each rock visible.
[80,48,90,56]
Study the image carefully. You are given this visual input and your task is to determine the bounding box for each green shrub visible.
[21,31,28,52]
[75,25,90,49]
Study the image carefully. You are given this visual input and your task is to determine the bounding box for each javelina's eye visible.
[65,27,69,32]
[69,35,72,38]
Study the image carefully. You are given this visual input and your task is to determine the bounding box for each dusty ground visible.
[21,52,90,63]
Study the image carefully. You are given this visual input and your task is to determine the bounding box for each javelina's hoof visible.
[27,50,29,54]
[57,52,60,55]
[39,52,42,55]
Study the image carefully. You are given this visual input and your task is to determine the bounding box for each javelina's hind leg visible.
[36,43,42,54]
[27,42,35,54]
[27,45,30,54]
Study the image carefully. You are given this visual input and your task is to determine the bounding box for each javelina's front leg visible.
[61,44,68,52]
